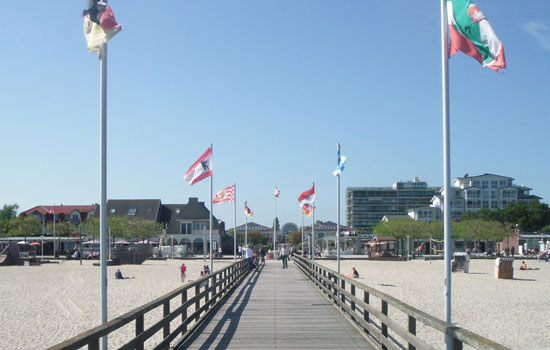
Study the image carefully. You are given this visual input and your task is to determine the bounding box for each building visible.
[416,173,541,220]
[161,198,225,254]
[21,204,98,234]
[346,177,440,233]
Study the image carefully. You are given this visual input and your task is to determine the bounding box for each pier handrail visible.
[47,260,249,350]
[293,254,510,350]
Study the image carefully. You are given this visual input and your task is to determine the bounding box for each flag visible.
[298,184,315,207]
[184,148,213,185]
[274,187,280,197]
[49,205,55,215]
[302,203,313,217]
[83,0,122,53]
[244,201,253,216]
[213,185,235,204]
[447,0,505,72]
[333,142,346,176]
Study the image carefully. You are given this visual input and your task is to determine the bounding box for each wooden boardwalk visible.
[177,258,375,350]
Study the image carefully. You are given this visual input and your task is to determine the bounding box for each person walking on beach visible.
[280,245,288,269]
[352,267,360,278]
[180,263,187,282]
[218,245,223,258]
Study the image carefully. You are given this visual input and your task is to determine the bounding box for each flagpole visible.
[441,1,452,348]
[245,210,248,246]
[273,190,277,252]
[337,163,341,275]
[234,183,237,262]
[301,211,304,256]
[53,205,56,258]
[99,42,109,350]
[312,184,315,262]
[209,143,213,273]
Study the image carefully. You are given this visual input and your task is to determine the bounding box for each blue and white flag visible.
[333,143,346,176]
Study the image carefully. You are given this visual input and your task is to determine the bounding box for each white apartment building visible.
[409,173,540,221]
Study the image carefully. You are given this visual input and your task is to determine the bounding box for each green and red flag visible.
[447,0,506,71]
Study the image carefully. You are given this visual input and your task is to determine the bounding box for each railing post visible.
[333,274,338,298]
[363,290,370,335]
[136,315,144,350]
[163,301,170,340]
[89,339,99,350]
[381,300,388,350]
[452,337,463,350]
[195,284,200,321]
[341,279,346,307]
[351,284,356,312]
[408,315,416,350]
[182,289,188,335]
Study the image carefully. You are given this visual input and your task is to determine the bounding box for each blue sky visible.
[1,1,549,229]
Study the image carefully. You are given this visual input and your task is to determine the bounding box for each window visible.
[491,191,497,199]
[491,180,498,188]
[128,208,137,216]
[110,208,116,214]
[181,223,192,234]
[175,208,181,214]
[473,181,480,187]
[193,222,207,230]
[482,181,488,189]
[147,208,153,213]
[483,201,489,208]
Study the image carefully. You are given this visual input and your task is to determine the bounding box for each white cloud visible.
[523,21,550,51]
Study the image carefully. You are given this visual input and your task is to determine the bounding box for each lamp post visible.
[70,215,82,265]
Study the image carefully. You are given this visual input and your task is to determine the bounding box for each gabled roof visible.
[21,205,97,216]
[163,198,221,228]
[455,173,514,181]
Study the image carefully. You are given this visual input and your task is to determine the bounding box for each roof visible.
[21,205,97,216]
[107,199,162,222]
[455,173,514,181]
[163,198,222,232]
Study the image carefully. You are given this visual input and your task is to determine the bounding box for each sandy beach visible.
[0,258,231,350]
[317,258,550,350]
[1,257,549,350]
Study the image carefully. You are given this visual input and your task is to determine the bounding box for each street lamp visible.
[70,215,82,265]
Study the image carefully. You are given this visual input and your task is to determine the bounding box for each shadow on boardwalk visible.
[179,263,264,350]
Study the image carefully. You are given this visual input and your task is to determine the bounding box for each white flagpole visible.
[210,144,213,273]
[336,143,341,274]
[234,183,237,262]
[99,41,109,350]
[245,210,248,246]
[301,210,304,256]
[441,1,452,348]
[53,205,56,258]
[273,191,277,251]
[312,186,315,262]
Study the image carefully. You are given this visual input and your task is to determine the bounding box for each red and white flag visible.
[274,187,280,197]
[298,184,315,207]
[184,148,213,185]
[213,185,235,204]
[49,205,56,215]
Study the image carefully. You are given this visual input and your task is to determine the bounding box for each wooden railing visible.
[293,255,510,350]
[47,260,249,350]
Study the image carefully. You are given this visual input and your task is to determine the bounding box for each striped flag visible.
[302,204,313,217]
[49,205,56,215]
[184,148,213,185]
[333,142,346,176]
[244,201,253,216]
[447,0,505,71]
[274,187,280,197]
[83,0,122,53]
[213,185,235,204]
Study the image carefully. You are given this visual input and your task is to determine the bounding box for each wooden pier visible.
[177,259,374,350]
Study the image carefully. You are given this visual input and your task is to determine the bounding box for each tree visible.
[0,204,19,235]
[9,215,41,237]
[47,221,74,236]
[247,231,266,245]
[287,231,301,245]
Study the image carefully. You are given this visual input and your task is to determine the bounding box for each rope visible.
[431,238,444,243]
[431,247,445,253]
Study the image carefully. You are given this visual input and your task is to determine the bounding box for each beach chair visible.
[495,257,513,279]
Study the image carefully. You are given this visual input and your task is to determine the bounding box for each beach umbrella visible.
[17,241,27,245]
[30,242,41,246]
[83,239,101,245]
[114,240,130,245]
